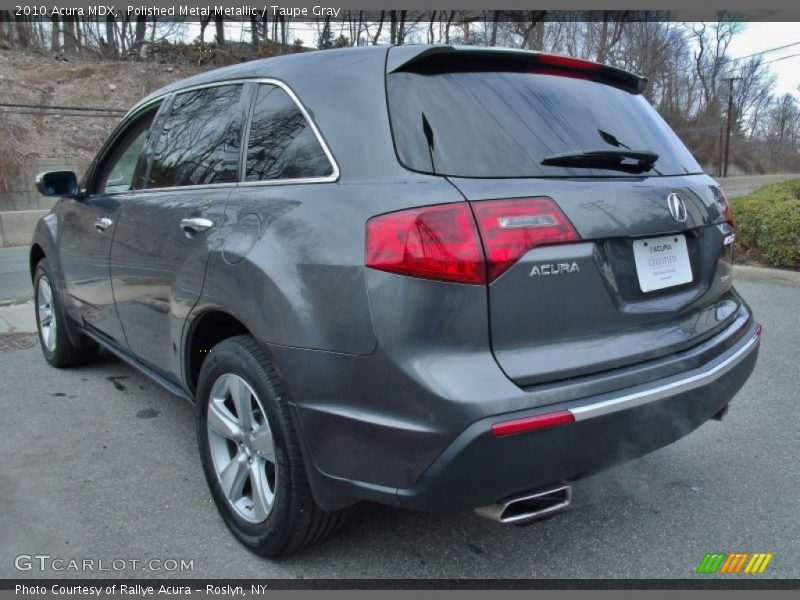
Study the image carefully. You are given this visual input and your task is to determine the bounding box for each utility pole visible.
[722,77,741,178]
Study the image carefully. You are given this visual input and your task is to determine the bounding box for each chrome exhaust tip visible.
[475,484,572,524]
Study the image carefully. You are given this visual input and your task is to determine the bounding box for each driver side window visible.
[95,109,157,194]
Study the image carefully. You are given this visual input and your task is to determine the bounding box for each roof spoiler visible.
[386,45,648,95]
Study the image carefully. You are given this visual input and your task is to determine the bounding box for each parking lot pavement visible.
[0,278,797,580]
[0,246,32,303]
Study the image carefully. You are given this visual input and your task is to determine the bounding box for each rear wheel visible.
[33,259,99,368]
[197,335,344,556]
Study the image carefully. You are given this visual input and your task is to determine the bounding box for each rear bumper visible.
[290,321,760,511]
[396,324,759,509]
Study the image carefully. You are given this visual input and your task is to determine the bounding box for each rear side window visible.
[245,84,333,181]
[148,85,244,188]
[387,70,702,178]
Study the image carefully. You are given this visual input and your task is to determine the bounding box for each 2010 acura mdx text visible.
[30,46,760,556]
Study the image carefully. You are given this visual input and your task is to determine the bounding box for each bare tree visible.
[594,11,629,63]
[214,16,224,45]
[690,18,741,111]
[365,10,385,45]
[50,15,60,53]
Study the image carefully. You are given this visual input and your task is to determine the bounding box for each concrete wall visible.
[0,157,89,247]
[0,210,45,247]
[0,157,85,212]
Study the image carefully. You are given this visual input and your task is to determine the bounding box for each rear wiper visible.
[541,149,659,174]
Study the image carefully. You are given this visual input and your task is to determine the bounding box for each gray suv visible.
[30,46,760,556]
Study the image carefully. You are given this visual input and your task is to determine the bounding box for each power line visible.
[720,40,800,66]
[0,109,122,117]
[0,102,126,114]
[694,40,800,74]
[716,48,800,78]
[761,51,800,66]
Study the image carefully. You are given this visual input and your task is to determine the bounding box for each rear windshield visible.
[387,70,702,178]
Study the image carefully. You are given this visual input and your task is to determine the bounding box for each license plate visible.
[632,234,693,293]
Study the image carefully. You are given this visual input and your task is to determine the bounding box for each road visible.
[0,277,797,580]
[0,246,31,303]
[717,174,798,198]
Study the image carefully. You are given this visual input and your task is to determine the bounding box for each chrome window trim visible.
[122,77,340,193]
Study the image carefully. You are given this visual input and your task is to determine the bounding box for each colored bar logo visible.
[697,552,773,574]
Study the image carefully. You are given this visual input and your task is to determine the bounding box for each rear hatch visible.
[386,47,740,386]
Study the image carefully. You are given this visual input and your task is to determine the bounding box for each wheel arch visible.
[183,307,254,395]
[29,243,46,280]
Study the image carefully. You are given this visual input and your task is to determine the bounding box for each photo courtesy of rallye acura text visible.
[30,45,760,556]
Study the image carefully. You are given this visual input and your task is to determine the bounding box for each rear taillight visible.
[719,190,735,228]
[365,197,580,285]
[365,202,486,284]
[471,197,580,281]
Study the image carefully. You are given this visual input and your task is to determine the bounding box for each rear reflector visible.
[471,197,580,281]
[365,202,486,284]
[492,410,575,437]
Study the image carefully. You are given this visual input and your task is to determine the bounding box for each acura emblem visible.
[667,193,688,223]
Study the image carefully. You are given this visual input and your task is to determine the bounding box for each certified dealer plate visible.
[632,234,693,293]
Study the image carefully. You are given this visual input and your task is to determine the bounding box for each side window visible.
[95,110,155,194]
[245,85,333,181]
[148,85,244,188]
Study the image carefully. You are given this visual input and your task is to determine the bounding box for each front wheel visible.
[196,335,344,557]
[33,259,99,368]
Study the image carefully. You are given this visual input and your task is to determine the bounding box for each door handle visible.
[180,217,214,236]
[94,217,113,232]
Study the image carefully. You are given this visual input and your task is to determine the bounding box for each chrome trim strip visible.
[569,331,760,421]
[125,77,340,187]
[129,183,240,195]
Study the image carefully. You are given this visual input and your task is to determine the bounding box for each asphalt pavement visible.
[0,246,31,303]
[0,277,797,580]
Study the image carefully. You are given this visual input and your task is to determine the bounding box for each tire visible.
[33,258,99,368]
[196,335,344,557]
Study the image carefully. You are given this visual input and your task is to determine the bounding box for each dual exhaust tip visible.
[475,484,572,524]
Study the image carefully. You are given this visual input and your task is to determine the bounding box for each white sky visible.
[728,22,800,98]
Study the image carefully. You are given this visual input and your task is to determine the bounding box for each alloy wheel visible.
[207,373,278,523]
[37,275,57,352]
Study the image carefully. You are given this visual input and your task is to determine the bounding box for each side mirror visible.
[35,171,82,198]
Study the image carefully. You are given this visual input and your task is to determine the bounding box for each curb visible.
[0,296,33,307]
[733,264,800,285]
[0,300,36,335]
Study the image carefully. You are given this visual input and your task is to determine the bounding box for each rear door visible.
[387,52,740,386]
[109,83,249,382]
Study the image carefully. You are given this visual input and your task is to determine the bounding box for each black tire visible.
[196,335,344,557]
[33,258,99,368]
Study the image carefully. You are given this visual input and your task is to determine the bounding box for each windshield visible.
[387,70,703,178]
